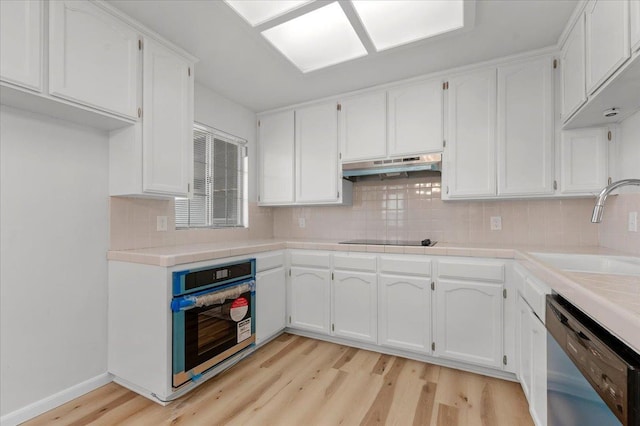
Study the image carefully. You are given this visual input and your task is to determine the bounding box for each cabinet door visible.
[632,0,640,52]
[332,271,377,344]
[142,38,193,197]
[256,267,286,345]
[444,69,497,198]
[561,15,587,120]
[295,102,339,203]
[289,267,331,334]
[0,0,42,91]
[530,312,547,426]
[339,92,386,162]
[497,57,554,196]
[517,296,533,400]
[559,128,608,194]
[49,0,139,118]
[378,275,431,354]
[435,279,503,368]
[258,110,295,204]
[388,79,443,157]
[585,0,630,94]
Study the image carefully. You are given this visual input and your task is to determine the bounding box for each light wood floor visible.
[25,334,533,425]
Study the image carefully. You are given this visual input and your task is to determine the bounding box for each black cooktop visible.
[339,239,437,247]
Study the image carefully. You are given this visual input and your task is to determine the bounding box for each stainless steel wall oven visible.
[171,259,255,388]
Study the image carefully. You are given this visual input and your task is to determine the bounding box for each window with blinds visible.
[175,124,248,228]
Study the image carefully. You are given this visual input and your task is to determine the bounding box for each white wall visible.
[0,107,109,420]
[194,82,258,201]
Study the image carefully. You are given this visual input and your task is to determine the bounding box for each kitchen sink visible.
[531,253,640,276]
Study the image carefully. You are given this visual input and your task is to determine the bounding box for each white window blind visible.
[176,124,248,228]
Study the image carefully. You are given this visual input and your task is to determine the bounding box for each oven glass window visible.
[197,306,235,355]
[183,291,252,372]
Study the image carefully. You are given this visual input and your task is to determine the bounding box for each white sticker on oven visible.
[237,318,251,343]
[230,297,249,322]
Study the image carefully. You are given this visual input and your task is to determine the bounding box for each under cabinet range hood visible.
[342,154,441,181]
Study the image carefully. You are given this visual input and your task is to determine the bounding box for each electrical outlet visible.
[490,216,502,231]
[298,217,306,228]
[628,212,638,232]
[156,216,168,232]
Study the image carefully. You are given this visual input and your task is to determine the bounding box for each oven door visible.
[172,281,255,388]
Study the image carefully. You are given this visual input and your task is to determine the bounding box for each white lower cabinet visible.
[332,271,377,344]
[378,275,431,354]
[256,266,286,345]
[530,314,547,426]
[434,279,504,368]
[289,266,331,334]
[518,296,533,400]
[518,295,547,426]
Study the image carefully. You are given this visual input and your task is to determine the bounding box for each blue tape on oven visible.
[170,296,197,312]
[172,269,190,295]
[189,372,203,382]
[173,311,185,374]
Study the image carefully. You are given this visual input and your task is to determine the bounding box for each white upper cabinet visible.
[295,102,340,203]
[559,127,608,194]
[49,0,140,119]
[141,38,193,196]
[0,0,42,91]
[497,57,554,196]
[561,15,587,120]
[387,79,444,157]
[585,0,630,95]
[632,0,640,52]
[258,110,295,205]
[444,69,497,198]
[339,92,387,162]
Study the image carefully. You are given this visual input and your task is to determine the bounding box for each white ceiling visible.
[108,0,578,112]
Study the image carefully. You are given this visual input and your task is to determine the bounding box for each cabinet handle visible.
[138,108,142,118]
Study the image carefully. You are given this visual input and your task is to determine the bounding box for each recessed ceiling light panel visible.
[261,3,367,73]
[352,0,465,51]
[225,0,313,26]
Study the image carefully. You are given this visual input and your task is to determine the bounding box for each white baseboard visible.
[1,373,113,426]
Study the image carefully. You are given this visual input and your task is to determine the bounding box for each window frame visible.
[175,122,248,229]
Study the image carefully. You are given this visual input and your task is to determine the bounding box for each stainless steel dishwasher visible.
[546,295,640,426]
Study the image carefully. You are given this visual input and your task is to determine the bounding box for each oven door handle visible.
[171,279,255,312]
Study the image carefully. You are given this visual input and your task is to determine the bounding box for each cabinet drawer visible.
[255,251,285,273]
[523,276,550,322]
[290,251,331,269]
[333,253,377,272]
[379,255,431,276]
[437,259,504,282]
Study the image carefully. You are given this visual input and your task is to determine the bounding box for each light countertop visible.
[108,239,640,354]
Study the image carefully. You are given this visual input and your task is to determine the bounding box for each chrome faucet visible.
[591,179,640,223]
